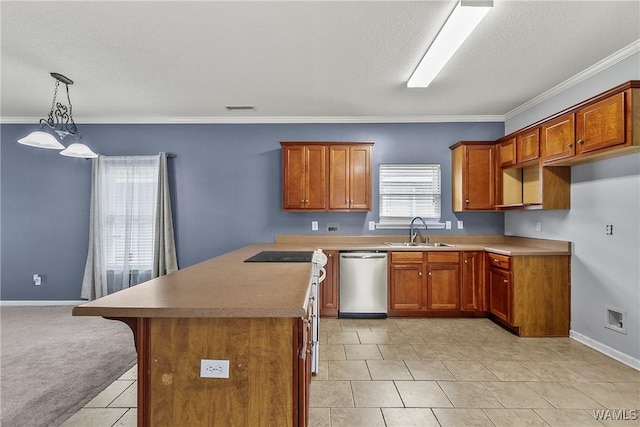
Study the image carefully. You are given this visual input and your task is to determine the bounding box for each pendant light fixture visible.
[17,72,98,158]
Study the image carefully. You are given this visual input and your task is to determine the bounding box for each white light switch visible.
[368,221,376,231]
[457,221,464,229]
[311,221,318,231]
[445,221,452,229]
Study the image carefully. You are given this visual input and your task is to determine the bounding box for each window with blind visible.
[379,164,441,227]
[102,159,158,270]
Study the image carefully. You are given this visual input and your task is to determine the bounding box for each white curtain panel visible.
[81,153,178,300]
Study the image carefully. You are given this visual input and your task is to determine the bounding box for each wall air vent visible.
[225,105,255,111]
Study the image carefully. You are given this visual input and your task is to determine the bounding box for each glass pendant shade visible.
[17,131,65,150]
[60,143,98,158]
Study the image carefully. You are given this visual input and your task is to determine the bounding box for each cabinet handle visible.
[465,199,470,204]
[464,259,468,264]
[428,271,432,276]
[418,271,422,277]
[328,253,332,258]
[494,259,500,264]
[577,139,584,145]
[503,279,508,284]
[567,143,573,148]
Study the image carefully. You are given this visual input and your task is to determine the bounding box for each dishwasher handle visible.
[340,254,387,259]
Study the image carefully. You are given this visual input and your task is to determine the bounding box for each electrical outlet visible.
[606,224,613,235]
[445,221,452,229]
[536,222,542,232]
[311,221,318,231]
[33,274,41,286]
[368,221,376,231]
[457,220,463,229]
[200,359,229,378]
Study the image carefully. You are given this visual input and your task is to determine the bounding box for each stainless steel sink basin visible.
[384,242,455,248]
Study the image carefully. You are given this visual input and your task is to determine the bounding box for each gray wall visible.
[1,121,504,300]
[504,52,640,362]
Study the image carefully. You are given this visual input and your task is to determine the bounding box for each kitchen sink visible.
[384,242,455,248]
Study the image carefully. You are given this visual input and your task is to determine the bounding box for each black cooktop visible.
[244,251,314,263]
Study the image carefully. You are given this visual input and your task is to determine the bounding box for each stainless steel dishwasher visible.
[339,251,388,318]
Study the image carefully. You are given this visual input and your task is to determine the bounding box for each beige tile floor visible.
[60,318,640,427]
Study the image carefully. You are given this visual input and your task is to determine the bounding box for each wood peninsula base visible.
[113,316,308,427]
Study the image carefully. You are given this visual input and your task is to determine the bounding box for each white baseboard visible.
[570,330,640,371]
[0,300,85,306]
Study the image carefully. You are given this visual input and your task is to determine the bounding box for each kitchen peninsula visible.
[73,236,571,427]
[73,243,319,427]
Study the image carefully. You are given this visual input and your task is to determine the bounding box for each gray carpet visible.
[1,306,137,427]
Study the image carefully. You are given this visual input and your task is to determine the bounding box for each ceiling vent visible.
[225,105,255,111]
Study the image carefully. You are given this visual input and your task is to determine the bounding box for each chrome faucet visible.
[409,216,428,244]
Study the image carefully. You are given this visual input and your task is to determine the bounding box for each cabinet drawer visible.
[488,253,511,270]
[390,252,423,264]
[426,252,460,263]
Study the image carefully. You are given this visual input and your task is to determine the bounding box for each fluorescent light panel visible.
[408,0,492,88]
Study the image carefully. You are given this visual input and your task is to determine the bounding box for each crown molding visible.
[505,39,640,121]
[0,115,504,125]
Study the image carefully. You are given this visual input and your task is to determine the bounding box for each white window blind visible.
[101,157,159,270]
[379,164,441,226]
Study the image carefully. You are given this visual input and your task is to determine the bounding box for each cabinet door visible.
[542,114,575,163]
[305,145,327,209]
[283,145,306,209]
[328,146,350,210]
[320,251,338,317]
[464,144,495,210]
[389,264,424,312]
[426,263,460,310]
[499,137,517,168]
[517,129,540,164]
[576,92,626,155]
[348,145,371,210]
[461,252,483,311]
[488,267,511,323]
[282,145,326,210]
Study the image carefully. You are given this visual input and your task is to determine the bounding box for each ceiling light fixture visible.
[17,72,98,158]
[407,0,493,88]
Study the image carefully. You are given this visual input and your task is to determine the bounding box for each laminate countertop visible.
[73,236,570,319]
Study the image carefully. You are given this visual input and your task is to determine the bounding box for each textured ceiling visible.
[1,1,639,123]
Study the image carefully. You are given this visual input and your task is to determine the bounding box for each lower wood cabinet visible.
[426,252,460,311]
[487,252,570,337]
[461,251,484,311]
[389,251,474,316]
[388,252,425,315]
[488,259,512,323]
[319,250,339,317]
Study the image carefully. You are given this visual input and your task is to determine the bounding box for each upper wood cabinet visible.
[541,113,576,164]
[329,144,372,211]
[281,142,373,212]
[517,128,540,164]
[576,91,626,155]
[498,137,517,168]
[450,141,496,212]
[282,144,327,210]
[541,84,640,165]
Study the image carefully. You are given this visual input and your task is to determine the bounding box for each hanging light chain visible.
[40,76,79,139]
